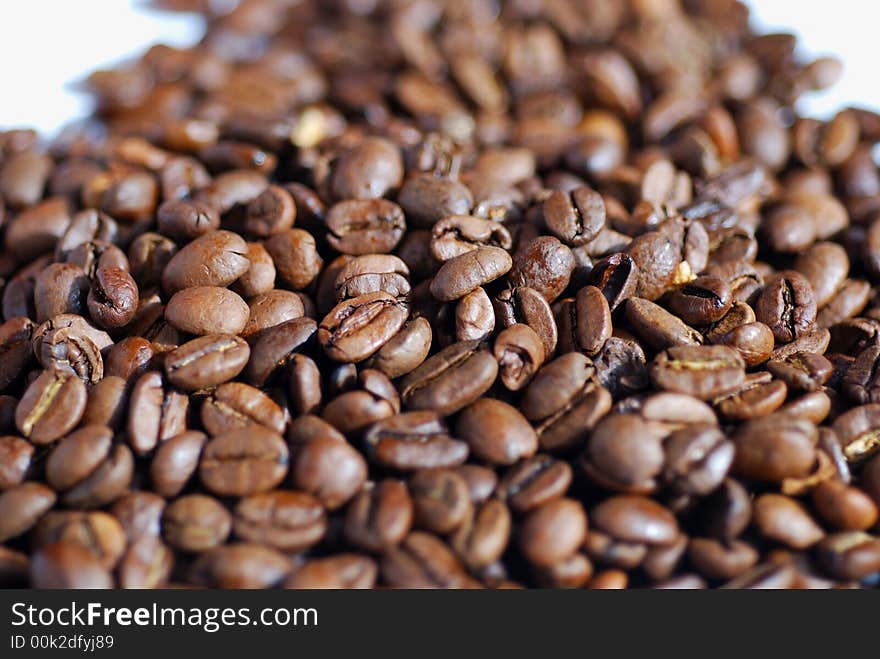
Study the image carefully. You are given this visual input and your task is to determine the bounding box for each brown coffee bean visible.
[451,499,512,571]
[200,427,288,497]
[816,531,880,581]
[558,285,612,356]
[832,403,880,463]
[190,543,291,589]
[165,286,249,336]
[162,230,249,294]
[497,455,572,512]
[430,215,512,262]
[410,469,472,535]
[431,246,512,302]
[265,229,323,290]
[289,434,367,510]
[734,414,818,482]
[318,292,408,363]
[752,494,824,549]
[543,186,605,246]
[285,554,377,589]
[15,370,86,444]
[164,334,250,391]
[365,317,432,379]
[33,511,125,569]
[688,538,759,581]
[401,341,498,416]
[509,237,574,302]
[519,498,587,567]
[0,482,56,542]
[34,263,90,323]
[326,199,406,255]
[118,536,173,589]
[233,490,325,552]
[591,495,678,546]
[380,531,470,589]
[456,399,537,466]
[494,286,558,358]
[201,382,285,436]
[344,479,413,552]
[150,431,207,498]
[365,411,469,471]
[811,479,878,531]
[127,371,188,455]
[163,494,231,552]
[755,271,817,343]
[625,297,703,350]
[30,542,113,589]
[0,435,33,490]
[581,414,665,494]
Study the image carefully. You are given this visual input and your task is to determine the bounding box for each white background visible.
[0,0,875,136]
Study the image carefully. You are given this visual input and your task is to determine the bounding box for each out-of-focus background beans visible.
[0,0,874,135]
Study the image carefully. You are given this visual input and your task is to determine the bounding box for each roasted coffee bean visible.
[265,229,323,291]
[667,276,732,326]
[625,297,702,350]
[755,271,817,343]
[201,382,285,436]
[86,266,139,329]
[816,531,880,581]
[493,323,545,391]
[165,286,249,336]
[519,498,587,568]
[714,378,788,421]
[401,341,498,416]
[233,490,325,552]
[456,399,537,466]
[0,482,57,542]
[650,345,745,400]
[162,494,231,552]
[32,510,125,569]
[111,492,165,543]
[326,199,405,255]
[380,531,470,589]
[189,543,291,589]
[0,435,33,490]
[46,426,133,509]
[431,215,512,262]
[688,538,759,581]
[34,263,90,323]
[591,495,678,546]
[590,253,639,311]
[365,317,432,379]
[409,469,472,535]
[246,317,316,387]
[200,427,288,497]
[767,352,832,392]
[344,480,413,552]
[127,371,188,455]
[734,414,819,482]
[118,535,173,589]
[285,555,377,589]
[832,403,880,463]
[493,286,558,358]
[497,455,572,513]
[509,237,574,302]
[431,246,512,302]
[543,186,605,246]
[811,479,878,531]
[15,370,86,444]
[558,286,611,356]
[30,542,112,589]
[231,242,276,298]
[397,174,474,229]
[699,479,752,540]
[581,414,665,494]
[244,185,296,237]
[164,334,250,391]
[150,431,207,498]
[289,433,367,510]
[156,199,220,242]
[0,317,35,392]
[365,411,469,471]
[319,292,408,363]
[161,230,249,294]
[752,494,824,549]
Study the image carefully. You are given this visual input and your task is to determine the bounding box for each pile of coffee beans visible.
[2,0,880,589]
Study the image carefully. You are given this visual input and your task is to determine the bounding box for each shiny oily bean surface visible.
[2,0,880,590]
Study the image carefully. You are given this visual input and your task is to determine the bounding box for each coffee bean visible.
[127,371,188,455]
[558,285,611,356]
[400,341,498,416]
[519,498,587,567]
[650,345,745,400]
[755,271,817,343]
[431,246,512,302]
[200,427,288,497]
[497,455,572,512]
[365,411,469,471]
[734,414,818,482]
[752,494,824,549]
[326,199,406,255]
[285,554,377,589]
[0,482,57,542]
[344,479,413,552]
[190,543,291,589]
[289,433,367,510]
[233,490,325,552]
[581,414,665,493]
[149,431,206,498]
[164,334,250,391]
[456,399,537,466]
[430,215,512,262]
[163,494,231,552]
[165,286,249,336]
[319,292,408,363]
[15,370,86,444]
[543,186,605,246]
[162,230,249,294]
[410,469,472,535]
[201,382,285,436]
